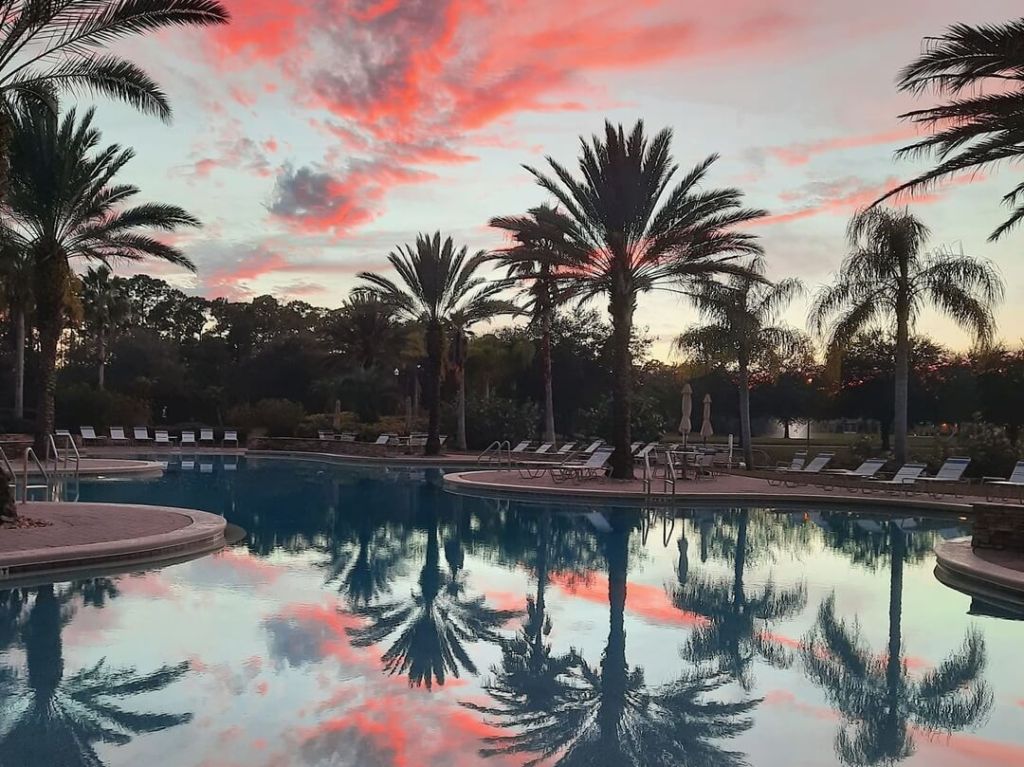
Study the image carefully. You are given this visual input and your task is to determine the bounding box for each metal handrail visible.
[477,440,512,471]
[663,450,677,495]
[48,432,80,478]
[642,452,653,495]
[23,447,50,504]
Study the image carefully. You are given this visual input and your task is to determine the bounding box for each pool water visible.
[1,455,1021,767]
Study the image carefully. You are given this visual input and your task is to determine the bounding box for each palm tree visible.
[80,265,131,390]
[322,513,405,608]
[0,0,229,199]
[0,239,31,420]
[802,523,992,766]
[878,20,1024,241]
[517,121,766,478]
[346,503,520,689]
[0,584,194,766]
[490,205,575,444]
[672,510,807,691]
[1,102,200,450]
[356,232,509,455]
[675,269,803,470]
[809,208,1002,463]
[467,512,759,766]
[322,293,405,371]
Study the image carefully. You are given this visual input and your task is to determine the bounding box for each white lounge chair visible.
[581,440,604,454]
[200,461,213,474]
[109,427,130,445]
[827,458,887,479]
[779,452,835,487]
[553,447,614,483]
[917,456,971,486]
[985,461,1024,502]
[55,428,72,441]
[533,442,553,454]
[223,429,239,447]
[318,430,335,441]
[199,428,215,445]
[511,441,531,453]
[224,455,238,471]
[864,463,928,493]
[133,426,152,444]
[637,442,659,459]
[180,431,196,447]
[80,426,102,444]
[154,430,171,446]
[766,450,809,485]
[556,442,577,455]
[630,441,643,454]
[374,434,392,446]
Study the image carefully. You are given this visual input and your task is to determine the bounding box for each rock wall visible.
[972,503,1024,553]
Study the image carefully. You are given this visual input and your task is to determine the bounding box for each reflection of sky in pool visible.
[1,456,1021,767]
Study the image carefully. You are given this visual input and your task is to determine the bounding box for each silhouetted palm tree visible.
[356,232,509,455]
[80,265,132,390]
[323,514,405,608]
[468,512,759,766]
[490,205,576,443]
[0,585,193,766]
[323,293,406,371]
[515,121,766,478]
[672,510,806,691]
[879,19,1024,240]
[809,208,1002,463]
[1,102,201,450]
[347,505,520,689]
[801,524,992,766]
[0,0,229,198]
[676,268,803,469]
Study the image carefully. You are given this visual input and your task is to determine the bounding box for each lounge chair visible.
[223,429,239,447]
[133,426,152,444]
[556,442,577,455]
[827,458,887,479]
[154,430,171,446]
[984,461,1024,502]
[630,442,643,455]
[80,426,102,444]
[637,442,659,460]
[318,430,335,441]
[511,441,531,454]
[200,428,215,445]
[533,442,553,454]
[693,452,717,480]
[552,447,614,483]
[779,452,835,487]
[765,450,809,486]
[374,434,392,446]
[55,428,72,441]
[338,433,356,443]
[224,455,238,471]
[863,463,928,493]
[581,440,604,455]
[109,426,130,446]
[917,457,971,487]
[200,460,213,474]
[181,431,196,447]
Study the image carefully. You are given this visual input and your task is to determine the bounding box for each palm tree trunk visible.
[0,469,15,520]
[33,250,68,453]
[26,585,64,702]
[456,363,467,451]
[14,308,25,420]
[533,510,551,658]
[424,321,443,456]
[893,289,911,464]
[97,329,107,390]
[540,310,556,444]
[600,514,630,751]
[608,290,635,479]
[737,358,754,470]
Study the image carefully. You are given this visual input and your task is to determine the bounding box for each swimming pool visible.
[1,455,1020,767]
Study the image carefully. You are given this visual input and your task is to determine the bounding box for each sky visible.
[92,0,1024,359]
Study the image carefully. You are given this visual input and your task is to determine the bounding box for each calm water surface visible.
[0,455,1021,767]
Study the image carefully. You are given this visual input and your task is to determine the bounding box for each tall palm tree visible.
[0,239,31,421]
[468,511,760,767]
[802,521,992,766]
[356,232,508,455]
[878,19,1024,241]
[346,503,520,689]
[322,293,405,371]
[80,264,131,390]
[0,584,194,766]
[675,269,803,470]
[1,102,200,450]
[0,0,230,198]
[672,510,807,691]
[809,208,1002,463]
[516,121,766,478]
[490,205,574,444]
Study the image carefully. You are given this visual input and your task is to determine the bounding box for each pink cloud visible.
[768,126,921,166]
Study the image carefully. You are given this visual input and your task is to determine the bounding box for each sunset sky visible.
[97,0,1023,358]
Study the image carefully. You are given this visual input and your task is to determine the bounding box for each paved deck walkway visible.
[444,469,973,512]
[0,502,226,582]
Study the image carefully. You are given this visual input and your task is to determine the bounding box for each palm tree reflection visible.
[469,511,759,766]
[803,523,992,765]
[0,582,193,766]
[672,510,807,690]
[347,504,520,689]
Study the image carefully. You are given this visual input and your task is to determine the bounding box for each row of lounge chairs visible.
[64,426,239,447]
[513,441,710,482]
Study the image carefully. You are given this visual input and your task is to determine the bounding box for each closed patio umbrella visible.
[700,394,714,442]
[679,383,693,446]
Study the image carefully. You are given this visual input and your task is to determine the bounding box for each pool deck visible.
[0,502,227,585]
[11,457,166,478]
[443,468,976,512]
[935,538,1024,593]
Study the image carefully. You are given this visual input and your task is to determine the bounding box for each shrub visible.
[576,395,667,443]
[55,384,150,428]
[444,396,540,449]
[932,420,1021,478]
[227,399,305,438]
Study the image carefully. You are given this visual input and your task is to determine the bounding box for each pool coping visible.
[934,538,1024,596]
[246,449,483,468]
[442,469,973,513]
[18,458,166,479]
[0,503,227,585]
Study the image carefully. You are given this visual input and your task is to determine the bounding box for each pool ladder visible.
[477,440,512,471]
[0,440,78,505]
